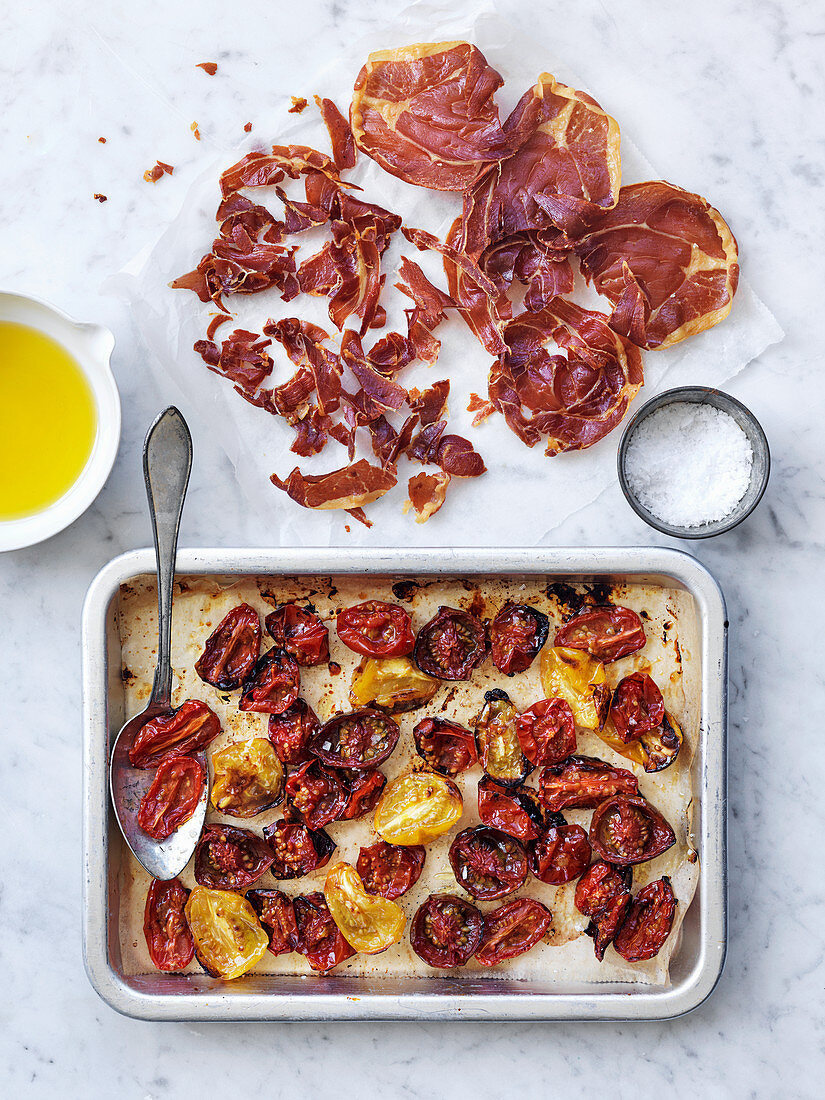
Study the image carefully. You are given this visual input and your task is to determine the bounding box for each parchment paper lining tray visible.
[82,547,727,1021]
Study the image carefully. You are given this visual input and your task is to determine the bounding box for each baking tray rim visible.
[82,545,727,1022]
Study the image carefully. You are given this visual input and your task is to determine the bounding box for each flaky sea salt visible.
[624,402,754,527]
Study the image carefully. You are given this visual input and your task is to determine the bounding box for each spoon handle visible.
[143,407,193,708]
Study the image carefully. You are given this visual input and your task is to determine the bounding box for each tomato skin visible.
[356,841,425,900]
[474,898,552,968]
[246,889,300,956]
[414,606,488,681]
[554,605,646,663]
[129,699,221,769]
[143,878,194,972]
[528,815,592,884]
[538,755,638,813]
[410,893,484,968]
[137,755,204,840]
[477,776,545,842]
[284,759,349,829]
[268,699,320,766]
[339,769,386,820]
[413,717,477,777]
[473,689,532,788]
[195,603,261,690]
[294,891,357,972]
[489,602,549,676]
[515,698,576,767]
[574,860,633,960]
[185,886,269,979]
[265,604,329,666]
[589,794,676,866]
[310,708,400,769]
[194,823,274,890]
[262,819,336,878]
[336,601,414,658]
[210,738,284,817]
[613,877,677,962]
[449,825,529,901]
[239,649,301,714]
[609,673,664,743]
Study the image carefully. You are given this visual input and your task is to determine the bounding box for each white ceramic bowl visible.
[0,292,120,552]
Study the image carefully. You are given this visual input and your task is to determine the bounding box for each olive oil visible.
[0,321,97,520]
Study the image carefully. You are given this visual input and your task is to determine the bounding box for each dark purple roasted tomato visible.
[473,688,532,788]
[195,603,261,690]
[574,860,633,960]
[489,602,549,675]
[309,708,400,769]
[293,892,356,973]
[283,760,349,829]
[262,819,336,879]
[246,889,300,956]
[537,755,638,813]
[589,794,676,866]
[413,717,477,777]
[613,877,677,962]
[413,605,488,681]
[265,604,329,666]
[268,698,320,766]
[448,825,529,901]
[239,648,300,714]
[527,813,592,884]
[410,893,484,968]
[356,841,426,900]
[193,823,274,890]
[477,776,545,842]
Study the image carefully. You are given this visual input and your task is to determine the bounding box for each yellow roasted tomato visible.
[323,862,406,953]
[374,771,463,845]
[349,656,439,713]
[598,711,684,773]
[184,886,269,979]
[540,646,610,730]
[472,688,532,787]
[210,737,285,817]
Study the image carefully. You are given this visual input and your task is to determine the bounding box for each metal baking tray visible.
[82,546,727,1021]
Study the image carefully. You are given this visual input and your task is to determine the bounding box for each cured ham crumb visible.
[407,380,449,425]
[271,459,397,510]
[98,137,106,144]
[243,122,253,133]
[197,62,218,76]
[206,313,232,340]
[290,97,308,114]
[467,393,494,425]
[93,193,107,202]
[346,507,373,528]
[408,471,450,523]
[315,95,356,170]
[191,121,201,141]
[144,160,174,183]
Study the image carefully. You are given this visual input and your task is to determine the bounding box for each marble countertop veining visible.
[2,0,824,1096]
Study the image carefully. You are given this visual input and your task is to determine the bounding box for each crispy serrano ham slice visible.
[576,181,739,350]
[408,471,450,523]
[271,459,397,510]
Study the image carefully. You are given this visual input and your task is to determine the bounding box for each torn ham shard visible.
[408,471,450,523]
[271,459,397,510]
[576,181,739,350]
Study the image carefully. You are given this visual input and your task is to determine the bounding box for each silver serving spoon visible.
[109,406,208,880]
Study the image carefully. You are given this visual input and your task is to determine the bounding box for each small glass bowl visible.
[617,386,770,539]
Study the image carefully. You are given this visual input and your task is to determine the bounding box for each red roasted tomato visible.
[137,755,204,840]
[589,795,676,866]
[195,603,261,689]
[129,699,221,769]
[262,819,336,878]
[410,893,484,968]
[609,672,665,742]
[413,606,488,681]
[310,708,400,769]
[413,717,477,776]
[613,877,677,962]
[477,776,545,842]
[246,889,300,956]
[538,755,639,813]
[449,825,529,901]
[143,877,194,972]
[265,603,329,666]
[474,898,553,968]
[284,759,349,829]
[194,823,274,890]
[239,649,300,714]
[527,814,592,884]
[294,891,356,973]
[554,605,646,663]
[336,601,414,658]
[489,602,549,676]
[356,841,426,900]
[574,860,633,960]
[268,698,320,766]
[515,698,577,767]
[339,769,387,819]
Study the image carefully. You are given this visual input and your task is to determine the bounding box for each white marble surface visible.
[2,0,823,1095]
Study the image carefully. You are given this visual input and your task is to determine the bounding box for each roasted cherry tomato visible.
[489,602,549,676]
[609,672,665,742]
[339,768,386,819]
[284,760,349,829]
[194,823,274,890]
[589,795,676,866]
[528,814,592,884]
[195,603,261,690]
[539,647,610,731]
[264,603,329,666]
[356,841,426,900]
[294,891,356,972]
[449,825,528,901]
[310,708,399,769]
[239,648,300,714]
[349,656,438,714]
[374,771,463,846]
[143,877,194,972]
[473,689,532,787]
[129,699,221,769]
[477,776,545,842]
[262,818,336,878]
[324,863,406,954]
[413,717,477,777]
[185,886,269,979]
[137,755,203,840]
[336,601,414,658]
[413,605,488,681]
[410,893,484,968]
[538,755,639,813]
[246,889,300,956]
[599,709,683,774]
[613,877,677,962]
[574,860,633,960]
[210,738,284,817]
[555,605,646,663]
[474,897,552,968]
[515,698,577,767]
[268,698,320,766]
